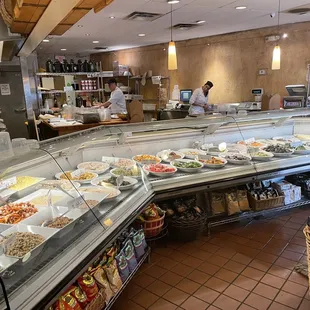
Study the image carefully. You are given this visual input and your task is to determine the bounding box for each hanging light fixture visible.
[272,0,281,70]
[168,4,178,70]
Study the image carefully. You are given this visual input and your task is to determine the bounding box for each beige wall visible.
[91,22,310,104]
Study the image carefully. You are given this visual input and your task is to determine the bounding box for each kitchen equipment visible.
[238,88,263,111]
[75,110,100,124]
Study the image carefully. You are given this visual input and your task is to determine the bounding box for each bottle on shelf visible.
[78,60,83,72]
[62,59,68,73]
[83,60,90,72]
[70,59,78,73]
[45,59,54,73]
[54,59,62,73]
[89,60,95,72]
[76,95,83,108]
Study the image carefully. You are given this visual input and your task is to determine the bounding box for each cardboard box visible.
[273,180,292,191]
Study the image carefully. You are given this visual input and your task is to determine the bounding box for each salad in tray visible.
[143,163,177,177]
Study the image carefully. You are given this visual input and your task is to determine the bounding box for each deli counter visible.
[1,109,310,309]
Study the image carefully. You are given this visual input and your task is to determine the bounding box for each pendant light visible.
[168,4,178,70]
[272,0,281,70]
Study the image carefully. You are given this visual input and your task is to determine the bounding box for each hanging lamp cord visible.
[170,4,173,42]
[277,0,280,34]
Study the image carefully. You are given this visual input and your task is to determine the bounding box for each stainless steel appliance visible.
[284,85,307,108]
[0,65,28,138]
[237,88,263,111]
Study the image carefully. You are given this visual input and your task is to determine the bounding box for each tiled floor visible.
[112,207,310,310]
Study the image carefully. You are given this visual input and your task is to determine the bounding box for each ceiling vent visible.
[172,23,198,30]
[283,4,310,15]
[93,47,108,50]
[125,12,163,22]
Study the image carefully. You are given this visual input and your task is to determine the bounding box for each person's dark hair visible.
[205,81,214,88]
[107,78,117,85]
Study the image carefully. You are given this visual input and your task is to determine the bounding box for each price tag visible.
[0,177,17,191]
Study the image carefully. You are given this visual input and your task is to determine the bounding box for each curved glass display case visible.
[0,108,310,309]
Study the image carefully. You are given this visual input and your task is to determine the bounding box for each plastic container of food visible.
[0,132,14,161]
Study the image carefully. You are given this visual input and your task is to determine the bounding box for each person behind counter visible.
[99,78,127,113]
[188,81,214,115]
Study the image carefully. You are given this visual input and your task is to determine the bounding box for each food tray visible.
[77,188,119,203]
[91,175,138,190]
[77,162,110,174]
[14,189,68,207]
[0,177,46,199]
[171,159,203,173]
[1,224,59,262]
[102,156,136,169]
[248,193,284,211]
[55,171,98,184]
[178,148,205,159]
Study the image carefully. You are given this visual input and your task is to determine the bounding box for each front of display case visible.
[1,109,310,309]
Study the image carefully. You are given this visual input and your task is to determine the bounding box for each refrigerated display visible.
[0,109,310,309]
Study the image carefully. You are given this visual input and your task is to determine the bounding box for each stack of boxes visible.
[273,180,301,205]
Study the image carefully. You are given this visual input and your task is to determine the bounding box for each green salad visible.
[173,161,202,168]
[296,145,306,151]
[254,151,270,157]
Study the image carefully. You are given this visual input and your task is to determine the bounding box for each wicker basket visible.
[248,194,284,211]
[85,289,106,310]
[142,214,165,238]
[167,213,207,242]
[303,226,310,291]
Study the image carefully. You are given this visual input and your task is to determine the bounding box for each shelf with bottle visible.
[40,89,105,94]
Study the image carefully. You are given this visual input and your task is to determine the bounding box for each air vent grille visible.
[173,23,198,30]
[125,11,163,22]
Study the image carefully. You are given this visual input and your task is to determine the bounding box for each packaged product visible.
[104,260,122,293]
[55,294,82,310]
[67,286,88,309]
[139,229,147,250]
[115,250,130,282]
[210,192,226,215]
[225,190,240,215]
[123,239,138,272]
[77,273,99,302]
[93,267,114,303]
[237,190,250,211]
[132,230,145,260]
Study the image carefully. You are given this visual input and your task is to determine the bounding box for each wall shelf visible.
[39,89,104,94]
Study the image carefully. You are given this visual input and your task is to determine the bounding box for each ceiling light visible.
[168,5,178,70]
[196,20,206,24]
[272,0,281,70]
[77,25,83,28]
[61,48,67,51]
[93,41,99,43]
[235,6,247,10]
[85,33,90,36]
[109,16,115,19]
[167,0,180,4]
[283,33,288,38]
[138,33,146,37]
[42,39,49,43]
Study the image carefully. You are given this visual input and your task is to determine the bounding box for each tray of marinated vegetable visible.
[110,167,142,179]
[91,175,138,190]
[171,159,203,173]
[251,150,274,161]
[294,144,310,155]
[133,154,161,165]
[263,144,294,157]
[77,161,110,174]
[178,148,205,159]
[143,163,177,177]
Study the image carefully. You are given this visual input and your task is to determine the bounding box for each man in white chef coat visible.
[100,78,127,113]
[188,81,214,115]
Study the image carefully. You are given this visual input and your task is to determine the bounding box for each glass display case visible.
[1,109,310,309]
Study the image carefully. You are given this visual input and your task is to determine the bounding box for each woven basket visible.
[248,194,284,211]
[142,214,165,238]
[167,212,207,242]
[85,288,106,310]
[303,226,310,291]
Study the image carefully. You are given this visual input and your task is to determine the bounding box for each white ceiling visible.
[38,0,310,55]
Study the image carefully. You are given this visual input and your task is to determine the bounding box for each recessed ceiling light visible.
[61,48,67,51]
[138,33,146,37]
[167,0,180,4]
[235,6,247,10]
[77,25,83,28]
[42,39,49,43]
[196,20,206,24]
[109,16,115,19]
[93,41,99,44]
[85,33,90,36]
[283,33,288,38]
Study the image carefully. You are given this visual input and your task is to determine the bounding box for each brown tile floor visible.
[112,207,310,310]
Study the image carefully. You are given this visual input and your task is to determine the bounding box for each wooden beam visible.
[94,0,114,14]
[18,0,81,56]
